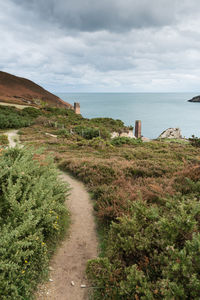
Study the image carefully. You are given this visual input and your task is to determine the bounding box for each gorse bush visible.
[21,107,42,118]
[0,106,41,129]
[87,196,200,299]
[74,126,100,139]
[90,117,134,133]
[0,147,69,299]
[0,112,30,128]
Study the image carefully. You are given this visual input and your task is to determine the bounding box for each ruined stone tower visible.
[135,120,141,138]
[74,102,80,114]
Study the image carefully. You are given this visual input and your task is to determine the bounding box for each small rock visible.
[49,279,53,282]
[81,284,86,288]
[49,266,54,271]
[45,132,58,138]
[71,281,75,286]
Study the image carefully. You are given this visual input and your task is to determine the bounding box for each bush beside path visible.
[1,128,98,300]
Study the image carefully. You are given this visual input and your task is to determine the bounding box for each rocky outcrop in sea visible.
[188,95,200,102]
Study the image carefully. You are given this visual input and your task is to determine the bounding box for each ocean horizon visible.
[57,92,200,139]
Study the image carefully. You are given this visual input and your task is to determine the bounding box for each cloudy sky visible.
[1,0,200,92]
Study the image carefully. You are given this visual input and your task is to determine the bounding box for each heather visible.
[59,145,200,299]
[15,109,200,299]
[0,147,69,299]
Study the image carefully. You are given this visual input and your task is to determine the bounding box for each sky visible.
[1,0,200,93]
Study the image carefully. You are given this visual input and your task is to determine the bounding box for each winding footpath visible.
[5,130,98,300]
[36,173,98,300]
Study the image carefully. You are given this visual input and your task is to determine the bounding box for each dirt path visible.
[36,172,98,300]
[4,129,20,148]
[0,101,36,109]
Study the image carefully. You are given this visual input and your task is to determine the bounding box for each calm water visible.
[57,93,200,139]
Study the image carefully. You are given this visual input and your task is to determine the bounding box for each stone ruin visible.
[74,102,80,114]
[135,120,141,138]
[111,120,142,139]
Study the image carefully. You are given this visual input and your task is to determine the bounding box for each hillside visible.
[0,71,72,109]
[1,107,200,299]
[17,112,200,299]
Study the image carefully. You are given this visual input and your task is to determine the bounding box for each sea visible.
[57,93,200,139]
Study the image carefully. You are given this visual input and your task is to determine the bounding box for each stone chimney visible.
[135,120,141,138]
[74,102,80,114]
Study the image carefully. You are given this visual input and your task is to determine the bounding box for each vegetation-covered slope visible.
[1,106,200,299]
[0,71,72,108]
[17,108,200,299]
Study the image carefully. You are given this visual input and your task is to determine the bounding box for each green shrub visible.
[189,135,200,147]
[44,107,70,115]
[90,117,126,132]
[0,106,33,129]
[0,106,43,129]
[44,107,83,121]
[74,126,100,139]
[98,128,111,139]
[21,107,42,118]
[0,113,31,129]
[87,196,200,299]
[0,148,69,299]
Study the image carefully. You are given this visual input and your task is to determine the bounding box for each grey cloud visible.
[1,0,200,92]
[12,0,178,32]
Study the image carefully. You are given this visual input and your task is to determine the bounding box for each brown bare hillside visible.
[0,71,72,108]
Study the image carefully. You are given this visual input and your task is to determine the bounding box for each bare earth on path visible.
[36,172,98,300]
[0,102,35,109]
[4,129,20,148]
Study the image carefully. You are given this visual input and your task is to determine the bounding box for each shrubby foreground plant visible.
[0,147,69,299]
[87,195,200,299]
